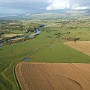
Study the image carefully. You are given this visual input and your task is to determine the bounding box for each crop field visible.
[2,34,23,38]
[16,62,90,90]
[65,41,90,56]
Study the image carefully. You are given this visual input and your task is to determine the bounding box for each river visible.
[0,27,42,46]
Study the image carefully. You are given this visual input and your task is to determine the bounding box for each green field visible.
[0,17,90,90]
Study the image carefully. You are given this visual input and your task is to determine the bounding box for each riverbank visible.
[0,28,42,46]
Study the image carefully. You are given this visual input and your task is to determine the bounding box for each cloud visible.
[0,0,90,15]
[72,6,89,10]
[46,0,90,10]
[46,0,70,10]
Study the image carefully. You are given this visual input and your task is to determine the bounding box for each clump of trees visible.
[26,23,44,33]
[55,33,62,38]
[0,32,4,37]
[66,37,80,41]
[0,20,44,34]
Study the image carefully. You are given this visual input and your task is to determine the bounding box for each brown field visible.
[64,41,90,56]
[0,38,2,40]
[11,38,23,41]
[3,34,23,38]
[16,62,90,90]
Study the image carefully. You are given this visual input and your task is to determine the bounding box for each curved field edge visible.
[0,31,90,90]
[15,62,90,90]
[0,55,24,90]
[0,51,34,90]
[0,41,37,90]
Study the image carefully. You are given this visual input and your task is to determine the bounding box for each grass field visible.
[16,62,90,90]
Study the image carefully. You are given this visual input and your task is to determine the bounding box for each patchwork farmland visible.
[0,15,90,90]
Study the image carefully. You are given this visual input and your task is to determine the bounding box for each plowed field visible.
[16,62,90,90]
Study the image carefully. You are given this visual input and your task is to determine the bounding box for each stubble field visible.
[16,62,90,90]
[64,41,90,56]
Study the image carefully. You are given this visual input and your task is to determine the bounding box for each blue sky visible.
[0,0,90,15]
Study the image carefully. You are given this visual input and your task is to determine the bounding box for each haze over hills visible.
[0,9,90,20]
[0,0,90,18]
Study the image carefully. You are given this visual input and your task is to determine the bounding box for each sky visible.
[0,0,90,15]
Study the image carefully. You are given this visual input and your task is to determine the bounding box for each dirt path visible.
[16,62,90,90]
[64,41,90,56]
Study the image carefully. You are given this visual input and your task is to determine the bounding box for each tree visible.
[74,38,80,43]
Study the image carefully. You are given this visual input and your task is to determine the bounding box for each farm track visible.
[0,45,23,90]
[0,57,19,90]
[16,62,90,90]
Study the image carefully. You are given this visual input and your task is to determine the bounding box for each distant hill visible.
[0,9,90,20]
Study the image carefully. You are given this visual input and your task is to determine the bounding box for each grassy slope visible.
[0,30,90,90]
